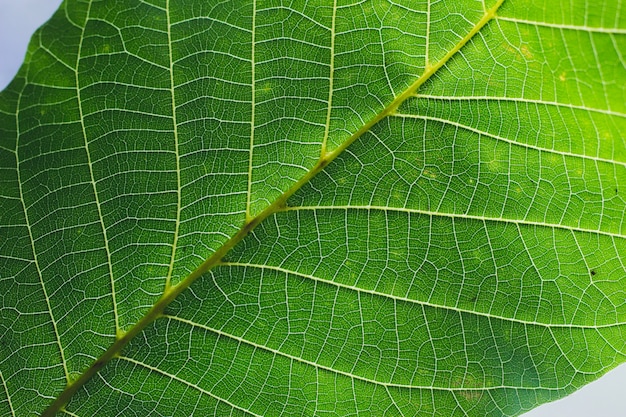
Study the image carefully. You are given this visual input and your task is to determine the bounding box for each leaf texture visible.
[0,0,625,416]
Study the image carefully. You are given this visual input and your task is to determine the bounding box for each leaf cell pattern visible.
[0,0,625,416]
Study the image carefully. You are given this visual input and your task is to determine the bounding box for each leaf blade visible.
[1,0,625,416]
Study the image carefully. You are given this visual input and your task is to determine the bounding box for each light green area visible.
[0,0,625,416]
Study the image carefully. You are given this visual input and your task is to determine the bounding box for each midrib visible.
[41,1,504,414]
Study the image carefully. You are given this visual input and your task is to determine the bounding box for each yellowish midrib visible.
[41,2,504,415]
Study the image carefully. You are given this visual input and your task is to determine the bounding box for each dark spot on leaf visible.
[318,158,330,169]
[590,270,596,276]
[241,217,260,236]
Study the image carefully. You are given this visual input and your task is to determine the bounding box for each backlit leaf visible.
[1,0,625,416]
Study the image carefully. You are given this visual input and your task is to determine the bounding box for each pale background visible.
[1,1,624,416]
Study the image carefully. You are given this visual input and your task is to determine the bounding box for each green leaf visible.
[1,0,625,416]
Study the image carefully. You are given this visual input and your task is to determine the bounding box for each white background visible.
[1,1,624,416]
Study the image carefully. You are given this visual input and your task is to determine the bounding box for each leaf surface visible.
[0,0,625,416]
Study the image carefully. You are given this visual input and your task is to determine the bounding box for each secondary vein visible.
[164,0,183,292]
[245,0,258,221]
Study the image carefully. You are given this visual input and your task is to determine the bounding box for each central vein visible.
[41,1,504,415]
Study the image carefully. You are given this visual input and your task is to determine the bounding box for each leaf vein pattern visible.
[320,0,337,156]
[39,1,559,414]
[220,262,624,329]
[117,355,263,417]
[246,0,257,221]
[281,205,626,239]
[0,371,16,417]
[154,314,573,391]
[393,112,626,167]
[75,1,120,334]
[414,94,626,119]
[164,0,183,292]
[497,16,626,34]
[15,75,70,383]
